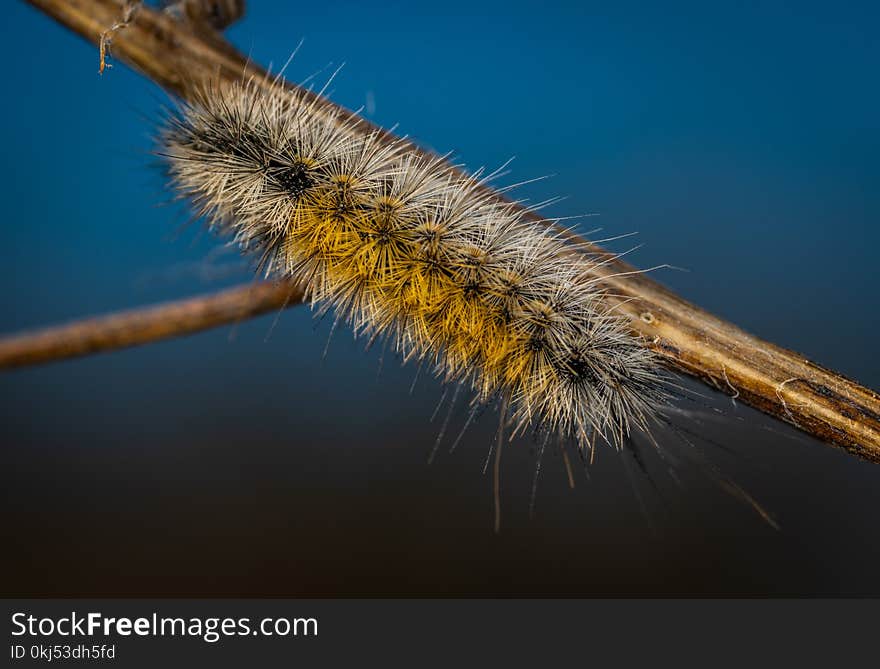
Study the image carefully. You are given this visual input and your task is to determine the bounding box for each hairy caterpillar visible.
[159,76,668,455]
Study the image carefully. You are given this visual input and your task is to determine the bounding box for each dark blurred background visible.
[2,0,878,596]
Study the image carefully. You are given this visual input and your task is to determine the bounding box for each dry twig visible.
[18,0,880,462]
[0,282,303,369]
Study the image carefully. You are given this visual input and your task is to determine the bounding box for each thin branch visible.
[0,282,303,369]
[21,0,880,463]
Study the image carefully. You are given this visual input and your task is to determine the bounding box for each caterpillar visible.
[159,76,668,454]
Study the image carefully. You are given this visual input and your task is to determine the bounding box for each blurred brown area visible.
[2,310,879,596]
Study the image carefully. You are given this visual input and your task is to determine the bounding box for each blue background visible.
[2,0,878,594]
